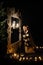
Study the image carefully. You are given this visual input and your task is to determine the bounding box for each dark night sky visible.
[0,0,43,45]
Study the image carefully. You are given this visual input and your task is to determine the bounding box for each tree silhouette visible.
[0,2,7,56]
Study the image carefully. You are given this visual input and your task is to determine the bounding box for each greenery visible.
[0,2,7,44]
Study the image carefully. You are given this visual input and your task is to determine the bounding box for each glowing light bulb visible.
[26,57,28,60]
[16,23,19,28]
[19,57,22,61]
[16,54,19,59]
[20,54,24,57]
[23,57,25,60]
[29,57,32,60]
[35,57,37,61]
[39,56,42,60]
[14,53,17,57]
[36,46,38,49]
[12,21,16,29]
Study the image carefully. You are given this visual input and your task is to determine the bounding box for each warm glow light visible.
[40,47,42,49]
[19,57,22,61]
[26,34,29,36]
[26,57,28,60]
[29,57,32,60]
[14,53,17,57]
[39,56,42,60]
[16,23,19,28]
[16,54,19,59]
[36,46,38,49]
[25,39,28,42]
[12,21,16,29]
[20,54,24,57]
[12,21,19,29]
[23,57,25,60]
[35,57,37,61]
[23,35,25,38]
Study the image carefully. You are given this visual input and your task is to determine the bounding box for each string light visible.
[20,54,24,57]
[12,21,16,29]
[23,57,25,60]
[16,23,19,28]
[10,54,43,61]
[16,54,19,59]
[19,57,22,61]
[14,53,17,57]
[26,57,28,60]
[34,57,37,61]
[39,56,42,60]
[36,46,38,49]
[29,57,32,60]
[40,47,42,49]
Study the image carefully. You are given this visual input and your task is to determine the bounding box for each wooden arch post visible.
[7,8,22,54]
